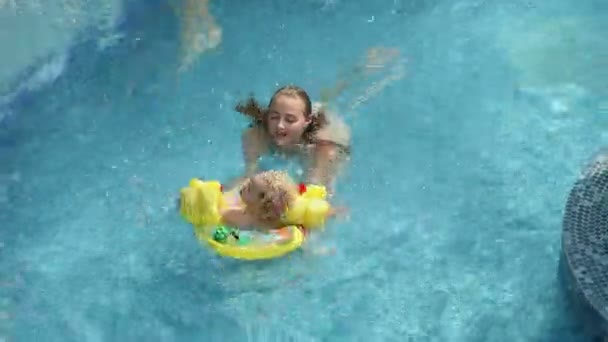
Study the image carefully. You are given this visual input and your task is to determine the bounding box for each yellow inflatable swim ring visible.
[179,178,330,260]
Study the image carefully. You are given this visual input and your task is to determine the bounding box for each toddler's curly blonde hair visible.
[243,170,299,222]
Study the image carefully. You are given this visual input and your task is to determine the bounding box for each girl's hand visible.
[312,246,336,256]
[329,206,350,220]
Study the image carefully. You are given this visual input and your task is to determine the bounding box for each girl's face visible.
[266,95,311,147]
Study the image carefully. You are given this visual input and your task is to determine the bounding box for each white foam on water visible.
[0,53,68,128]
[0,0,126,108]
[23,53,68,93]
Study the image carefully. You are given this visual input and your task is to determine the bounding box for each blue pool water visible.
[2,0,608,340]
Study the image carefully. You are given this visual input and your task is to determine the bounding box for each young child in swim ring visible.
[221,170,346,231]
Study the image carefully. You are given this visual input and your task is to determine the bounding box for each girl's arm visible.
[225,126,269,189]
[307,143,342,187]
[306,110,351,188]
[241,126,269,177]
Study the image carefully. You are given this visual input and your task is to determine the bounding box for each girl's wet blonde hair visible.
[235,85,328,144]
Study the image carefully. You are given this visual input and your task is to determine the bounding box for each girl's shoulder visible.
[243,123,266,137]
[243,124,272,147]
[312,106,351,151]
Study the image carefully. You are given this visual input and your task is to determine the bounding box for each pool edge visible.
[561,149,608,339]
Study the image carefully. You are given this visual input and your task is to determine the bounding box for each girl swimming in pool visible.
[234,85,351,191]
[231,48,403,191]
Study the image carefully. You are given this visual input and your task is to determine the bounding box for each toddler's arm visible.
[221,207,254,229]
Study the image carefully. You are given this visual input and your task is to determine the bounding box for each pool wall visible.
[561,149,608,339]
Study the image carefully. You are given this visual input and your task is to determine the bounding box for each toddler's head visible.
[239,170,298,222]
